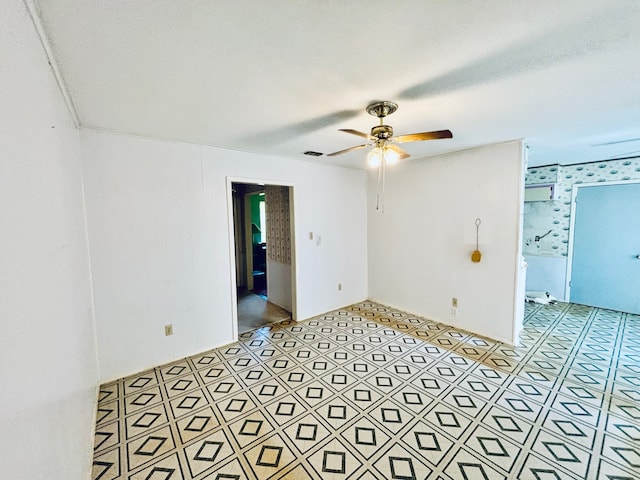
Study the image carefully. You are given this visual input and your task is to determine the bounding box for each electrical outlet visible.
[165,324,173,336]
[338,283,342,291]
[309,231,313,240]
[451,307,458,318]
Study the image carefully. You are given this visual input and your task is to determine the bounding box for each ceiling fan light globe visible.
[383,147,399,165]
[367,147,382,168]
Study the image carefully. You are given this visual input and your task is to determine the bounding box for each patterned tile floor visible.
[92,301,640,479]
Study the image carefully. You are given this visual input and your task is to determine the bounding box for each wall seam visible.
[77,131,101,380]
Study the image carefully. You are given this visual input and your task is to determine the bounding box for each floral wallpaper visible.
[523,157,640,257]
[524,164,559,185]
[265,185,291,264]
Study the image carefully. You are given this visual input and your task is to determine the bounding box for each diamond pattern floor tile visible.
[91,301,640,479]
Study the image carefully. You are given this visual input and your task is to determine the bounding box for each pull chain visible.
[375,145,386,212]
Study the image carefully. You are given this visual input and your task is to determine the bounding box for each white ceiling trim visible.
[23,0,79,127]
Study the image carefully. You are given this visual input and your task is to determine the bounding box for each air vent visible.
[303,150,323,156]
[525,183,556,202]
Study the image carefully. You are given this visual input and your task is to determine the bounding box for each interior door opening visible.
[231,182,295,335]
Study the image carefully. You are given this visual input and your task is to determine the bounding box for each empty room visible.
[2,1,639,479]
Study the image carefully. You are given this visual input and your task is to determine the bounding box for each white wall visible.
[368,141,525,344]
[267,260,292,311]
[0,2,99,479]
[81,130,368,381]
[524,254,567,300]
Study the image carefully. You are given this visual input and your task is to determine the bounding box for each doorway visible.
[230,182,295,335]
[567,181,640,314]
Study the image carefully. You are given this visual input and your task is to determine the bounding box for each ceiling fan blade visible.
[326,144,370,157]
[387,143,410,160]
[339,129,371,139]
[394,129,453,143]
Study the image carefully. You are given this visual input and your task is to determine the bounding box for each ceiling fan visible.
[327,101,453,167]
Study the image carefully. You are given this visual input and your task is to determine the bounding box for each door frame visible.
[225,176,297,339]
[565,179,640,300]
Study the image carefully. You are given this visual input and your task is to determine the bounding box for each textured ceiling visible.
[35,0,640,169]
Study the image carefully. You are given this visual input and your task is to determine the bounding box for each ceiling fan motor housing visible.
[371,125,394,139]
